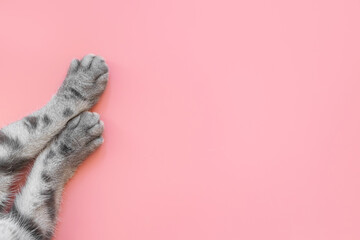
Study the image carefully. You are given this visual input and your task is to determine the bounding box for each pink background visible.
[1,0,360,239]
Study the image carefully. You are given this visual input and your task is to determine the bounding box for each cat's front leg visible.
[7,111,104,240]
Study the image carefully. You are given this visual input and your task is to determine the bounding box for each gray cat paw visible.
[55,111,104,169]
[58,54,109,110]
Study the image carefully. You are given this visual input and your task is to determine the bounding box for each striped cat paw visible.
[57,54,109,111]
[50,111,104,176]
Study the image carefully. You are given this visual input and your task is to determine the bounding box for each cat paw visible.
[58,54,109,110]
[55,111,104,169]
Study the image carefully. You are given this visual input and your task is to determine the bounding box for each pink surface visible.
[1,0,360,239]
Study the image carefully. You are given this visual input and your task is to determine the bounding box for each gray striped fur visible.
[0,54,108,239]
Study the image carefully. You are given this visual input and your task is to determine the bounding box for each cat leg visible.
[4,112,104,239]
[0,54,108,210]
